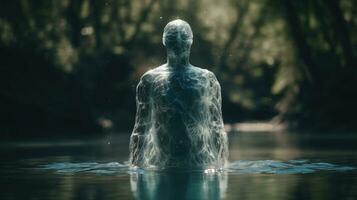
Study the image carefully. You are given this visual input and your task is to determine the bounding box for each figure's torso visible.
[145,65,214,159]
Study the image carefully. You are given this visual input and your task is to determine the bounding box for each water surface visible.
[1,131,357,200]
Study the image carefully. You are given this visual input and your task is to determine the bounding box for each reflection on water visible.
[130,171,227,200]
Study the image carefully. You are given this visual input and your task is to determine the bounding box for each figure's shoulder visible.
[189,65,217,80]
[140,64,168,82]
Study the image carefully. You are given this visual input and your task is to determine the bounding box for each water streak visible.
[42,162,128,174]
[227,160,355,174]
[42,160,355,175]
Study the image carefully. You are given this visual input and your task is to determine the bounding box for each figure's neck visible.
[166,50,190,68]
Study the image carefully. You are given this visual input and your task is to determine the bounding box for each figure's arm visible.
[208,72,228,163]
[208,72,224,131]
[129,75,151,166]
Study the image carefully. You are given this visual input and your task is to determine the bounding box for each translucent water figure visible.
[129,19,228,169]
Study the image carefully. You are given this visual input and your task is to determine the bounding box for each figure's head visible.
[163,19,193,54]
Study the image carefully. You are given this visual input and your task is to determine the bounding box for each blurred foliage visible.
[0,0,356,136]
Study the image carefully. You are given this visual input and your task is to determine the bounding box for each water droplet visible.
[159,16,163,20]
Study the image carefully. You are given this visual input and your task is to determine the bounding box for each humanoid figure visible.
[129,19,228,169]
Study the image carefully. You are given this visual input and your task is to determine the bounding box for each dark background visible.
[0,0,356,137]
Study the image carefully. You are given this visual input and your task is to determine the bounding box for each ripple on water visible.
[42,160,355,175]
[42,162,129,174]
[227,160,355,174]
